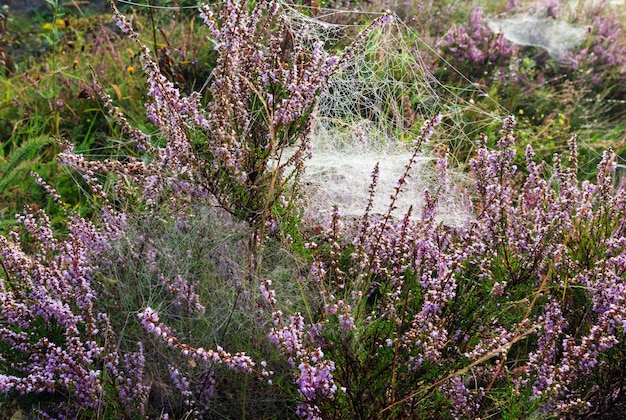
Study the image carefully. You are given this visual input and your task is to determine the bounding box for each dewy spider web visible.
[281,5,506,226]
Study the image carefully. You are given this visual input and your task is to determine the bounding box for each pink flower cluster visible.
[261,280,338,419]
[0,183,146,417]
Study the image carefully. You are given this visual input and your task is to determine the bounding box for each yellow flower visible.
[127,66,135,75]
[518,109,524,115]
[42,22,53,30]
[55,18,66,28]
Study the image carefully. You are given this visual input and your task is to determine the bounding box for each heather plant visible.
[0,176,151,418]
[445,121,626,417]
[255,116,626,418]
[58,0,388,275]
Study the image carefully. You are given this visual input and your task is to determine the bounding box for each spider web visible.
[282,5,506,225]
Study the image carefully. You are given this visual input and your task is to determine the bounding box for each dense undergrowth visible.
[1,0,626,418]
